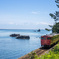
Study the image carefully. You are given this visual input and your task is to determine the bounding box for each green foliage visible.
[49,11,59,22]
[28,43,59,59]
[45,28,51,31]
[52,44,59,54]
[45,22,59,33]
[39,43,59,59]
[52,22,59,33]
[55,0,59,8]
[45,0,59,33]
[28,51,37,59]
[49,0,59,33]
[52,35,59,40]
[49,13,56,21]
[49,25,53,28]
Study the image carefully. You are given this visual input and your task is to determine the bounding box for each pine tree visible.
[49,0,59,22]
[46,0,59,33]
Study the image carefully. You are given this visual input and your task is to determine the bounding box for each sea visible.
[0,29,51,59]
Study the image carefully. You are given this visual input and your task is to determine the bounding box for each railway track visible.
[18,47,49,59]
[34,47,48,56]
[18,42,58,59]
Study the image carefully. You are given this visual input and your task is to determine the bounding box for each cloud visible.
[32,11,40,14]
[21,21,50,26]
[39,22,50,25]
[15,24,18,25]
[8,22,18,25]
[35,22,52,25]
[9,22,14,25]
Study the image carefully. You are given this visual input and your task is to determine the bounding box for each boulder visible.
[10,34,20,37]
[16,35,30,39]
[37,29,40,32]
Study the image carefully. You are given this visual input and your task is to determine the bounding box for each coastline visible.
[18,44,57,59]
[0,29,51,59]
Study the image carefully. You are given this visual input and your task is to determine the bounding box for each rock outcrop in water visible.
[10,34,30,39]
[16,35,30,39]
[10,34,20,37]
[37,29,40,32]
[34,29,40,32]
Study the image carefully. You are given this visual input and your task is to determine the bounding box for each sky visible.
[0,0,58,29]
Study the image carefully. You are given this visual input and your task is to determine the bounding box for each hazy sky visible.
[0,0,58,29]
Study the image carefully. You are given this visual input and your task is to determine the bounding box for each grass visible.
[28,43,59,59]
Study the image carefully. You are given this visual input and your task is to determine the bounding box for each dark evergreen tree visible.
[55,0,59,8]
[46,0,59,33]
[49,0,59,22]
[52,22,59,33]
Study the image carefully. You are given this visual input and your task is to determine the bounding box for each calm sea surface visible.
[0,29,51,59]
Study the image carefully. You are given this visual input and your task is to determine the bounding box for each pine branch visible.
[55,0,59,3]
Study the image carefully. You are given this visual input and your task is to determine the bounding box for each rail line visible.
[18,35,59,59]
[18,47,49,59]
[18,42,58,59]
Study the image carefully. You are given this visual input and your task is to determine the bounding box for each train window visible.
[47,37,51,39]
[45,38,46,40]
[41,37,44,39]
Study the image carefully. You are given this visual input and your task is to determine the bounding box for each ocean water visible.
[0,29,51,59]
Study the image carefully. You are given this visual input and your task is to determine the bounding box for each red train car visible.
[41,34,59,47]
